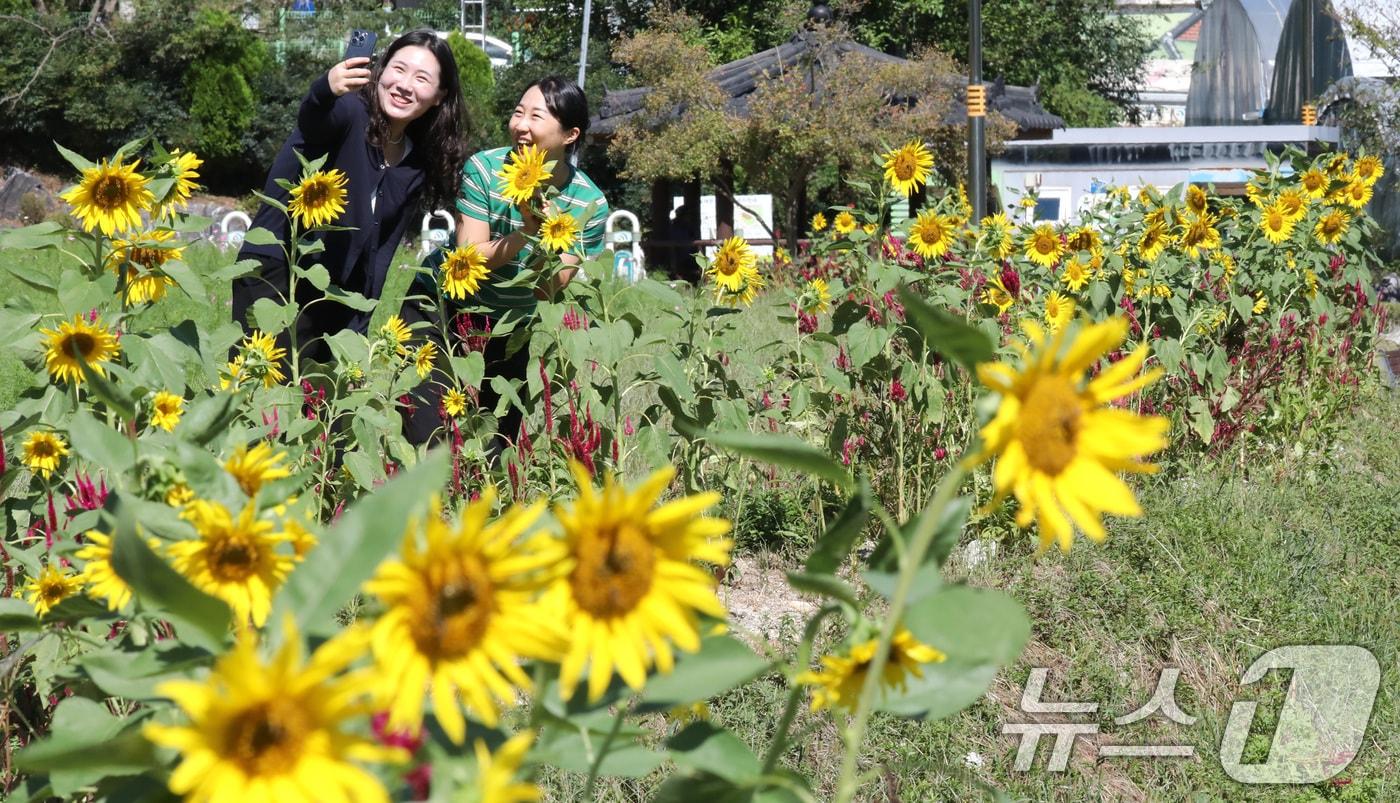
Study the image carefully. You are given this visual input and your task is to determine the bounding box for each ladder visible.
[459,0,486,40]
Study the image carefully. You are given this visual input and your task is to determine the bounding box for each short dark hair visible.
[363,30,468,212]
[522,76,590,154]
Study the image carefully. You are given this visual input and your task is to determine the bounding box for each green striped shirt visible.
[456,146,609,318]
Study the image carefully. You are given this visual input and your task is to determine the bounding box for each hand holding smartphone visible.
[329,29,376,95]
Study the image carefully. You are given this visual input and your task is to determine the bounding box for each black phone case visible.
[344,29,377,61]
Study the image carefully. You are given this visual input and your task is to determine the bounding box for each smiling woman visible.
[232,30,467,365]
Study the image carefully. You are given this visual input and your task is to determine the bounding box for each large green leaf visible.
[109,496,232,653]
[639,633,771,711]
[274,450,448,637]
[181,392,243,446]
[532,724,666,777]
[0,221,65,252]
[667,722,760,783]
[76,353,136,421]
[878,585,1029,719]
[0,597,40,631]
[676,425,852,492]
[80,643,208,701]
[803,481,871,575]
[68,408,136,474]
[13,697,155,797]
[898,286,995,371]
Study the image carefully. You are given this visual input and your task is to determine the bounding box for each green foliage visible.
[446,31,501,154]
[186,63,256,159]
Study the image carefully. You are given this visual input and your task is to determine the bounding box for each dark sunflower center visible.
[63,333,97,361]
[40,579,68,604]
[893,152,918,181]
[412,558,494,660]
[1017,375,1082,475]
[208,535,259,582]
[31,440,56,459]
[226,700,308,775]
[302,180,331,208]
[571,522,655,619]
[93,175,131,209]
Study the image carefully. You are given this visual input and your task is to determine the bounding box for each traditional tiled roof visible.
[592,29,1064,137]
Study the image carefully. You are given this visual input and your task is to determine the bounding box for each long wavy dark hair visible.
[362,30,468,213]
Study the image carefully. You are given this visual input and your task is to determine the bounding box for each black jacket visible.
[239,75,427,329]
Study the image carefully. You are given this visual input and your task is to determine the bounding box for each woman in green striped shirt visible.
[402,76,609,448]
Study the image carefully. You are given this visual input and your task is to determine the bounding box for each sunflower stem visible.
[832,462,968,803]
[581,695,631,799]
[760,604,841,777]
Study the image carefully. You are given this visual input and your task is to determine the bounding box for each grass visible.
[4,247,1397,800]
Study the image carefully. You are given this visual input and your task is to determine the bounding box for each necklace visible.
[387,132,405,146]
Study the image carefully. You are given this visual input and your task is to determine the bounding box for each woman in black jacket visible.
[233,30,466,363]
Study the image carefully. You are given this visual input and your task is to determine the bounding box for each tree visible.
[844,0,1153,126]
[607,9,1015,250]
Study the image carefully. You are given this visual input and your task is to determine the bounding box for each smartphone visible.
[344,29,377,63]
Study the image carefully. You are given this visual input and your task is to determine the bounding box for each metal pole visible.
[1302,0,1313,117]
[577,0,593,89]
[969,0,986,221]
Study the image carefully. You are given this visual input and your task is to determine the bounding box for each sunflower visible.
[1326,153,1350,178]
[159,149,204,217]
[234,331,287,389]
[413,342,438,380]
[170,499,296,627]
[800,278,831,315]
[881,140,934,197]
[1299,167,1330,199]
[1260,202,1296,244]
[1338,179,1372,209]
[1244,181,1268,208]
[1065,226,1100,254]
[440,243,491,301]
[60,155,154,236]
[1023,224,1064,267]
[540,211,579,252]
[76,530,159,612]
[795,627,945,712]
[108,228,183,304]
[1276,188,1310,221]
[364,492,567,742]
[443,388,468,418]
[1185,185,1208,216]
[287,169,349,229]
[144,622,403,803]
[22,431,68,480]
[833,211,858,236]
[980,275,1015,314]
[965,317,1169,553]
[1253,293,1268,314]
[1060,258,1090,292]
[708,236,763,306]
[380,314,412,356]
[471,731,540,803]
[906,210,952,260]
[810,212,828,233]
[1179,213,1221,259]
[1354,154,1384,186]
[150,390,184,432]
[225,442,291,498]
[1043,291,1075,332]
[978,213,1014,259]
[1314,209,1350,245]
[1304,269,1319,299]
[41,314,121,385]
[545,463,733,703]
[24,563,79,617]
[1135,222,1170,262]
[497,144,553,206]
